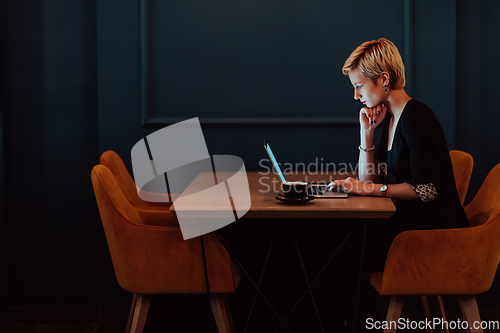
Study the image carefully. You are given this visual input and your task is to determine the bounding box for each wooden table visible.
[170,171,396,333]
[170,171,396,219]
[242,172,395,219]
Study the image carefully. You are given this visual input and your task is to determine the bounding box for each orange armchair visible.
[449,150,474,206]
[91,164,241,333]
[369,164,500,333]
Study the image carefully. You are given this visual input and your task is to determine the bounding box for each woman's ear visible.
[381,72,390,87]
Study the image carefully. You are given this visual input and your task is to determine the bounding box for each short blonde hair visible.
[342,38,405,90]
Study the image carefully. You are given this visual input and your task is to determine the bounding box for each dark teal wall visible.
[0,0,7,311]
[2,0,106,308]
[456,0,500,204]
[1,0,499,312]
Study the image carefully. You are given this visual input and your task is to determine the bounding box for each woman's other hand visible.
[327,177,377,196]
[360,103,387,131]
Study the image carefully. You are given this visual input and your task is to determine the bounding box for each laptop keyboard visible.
[308,185,327,196]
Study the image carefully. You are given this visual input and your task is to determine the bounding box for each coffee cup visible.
[282,182,308,198]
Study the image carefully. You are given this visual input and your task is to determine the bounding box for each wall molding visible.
[404,0,414,96]
[139,0,414,128]
[0,0,8,310]
[140,0,150,126]
[142,116,359,128]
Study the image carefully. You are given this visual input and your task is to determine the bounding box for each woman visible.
[330,38,469,270]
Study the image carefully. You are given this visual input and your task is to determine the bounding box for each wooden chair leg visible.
[129,294,152,333]
[373,296,390,333]
[210,293,235,333]
[429,296,449,333]
[126,294,139,333]
[384,296,404,333]
[421,296,434,333]
[458,296,483,333]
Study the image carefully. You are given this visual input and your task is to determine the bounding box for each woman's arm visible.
[358,128,379,183]
[358,104,387,183]
[333,177,420,200]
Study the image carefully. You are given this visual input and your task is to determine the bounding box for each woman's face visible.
[348,67,386,108]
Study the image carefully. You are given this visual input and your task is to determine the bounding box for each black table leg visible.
[243,227,278,333]
[274,222,360,333]
[287,220,325,333]
[200,234,218,332]
[352,221,367,332]
[214,219,369,333]
[214,230,292,333]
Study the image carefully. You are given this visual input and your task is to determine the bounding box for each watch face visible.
[380,184,388,192]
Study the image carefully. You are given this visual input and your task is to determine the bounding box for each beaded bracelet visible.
[358,145,376,152]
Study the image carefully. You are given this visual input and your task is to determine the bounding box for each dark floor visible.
[1,304,500,333]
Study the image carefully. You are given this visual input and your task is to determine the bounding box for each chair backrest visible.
[464,164,500,227]
[91,164,143,226]
[449,150,474,205]
[100,150,150,206]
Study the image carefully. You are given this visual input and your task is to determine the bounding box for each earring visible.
[384,85,388,94]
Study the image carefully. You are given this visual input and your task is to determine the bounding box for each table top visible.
[170,172,396,219]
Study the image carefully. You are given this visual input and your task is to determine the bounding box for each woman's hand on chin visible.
[360,103,387,131]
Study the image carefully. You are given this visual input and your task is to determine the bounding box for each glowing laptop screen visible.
[264,140,287,183]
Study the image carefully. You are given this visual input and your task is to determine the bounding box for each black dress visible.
[366,99,469,271]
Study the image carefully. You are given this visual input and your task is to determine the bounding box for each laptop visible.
[263,139,348,198]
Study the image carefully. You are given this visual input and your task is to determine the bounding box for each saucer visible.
[276,194,314,205]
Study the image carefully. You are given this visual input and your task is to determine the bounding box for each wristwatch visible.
[379,184,388,197]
